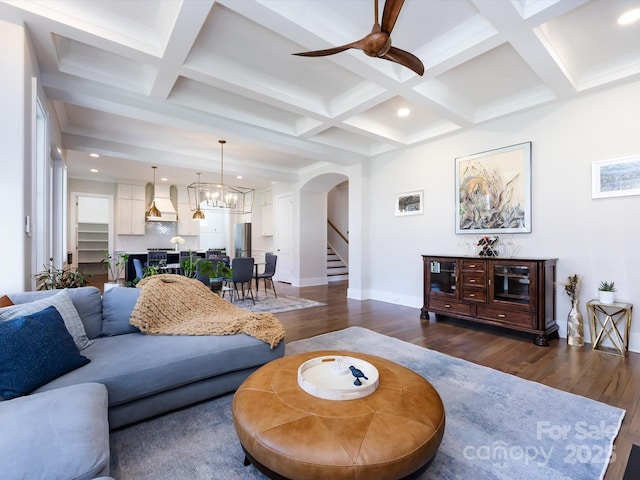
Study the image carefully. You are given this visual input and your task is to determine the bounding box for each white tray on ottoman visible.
[297,354,379,400]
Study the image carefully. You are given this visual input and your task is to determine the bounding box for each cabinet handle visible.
[469,294,476,297]
[444,304,451,308]
[469,279,476,283]
[497,314,506,318]
[469,264,476,268]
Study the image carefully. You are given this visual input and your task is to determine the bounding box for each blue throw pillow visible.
[0,306,90,400]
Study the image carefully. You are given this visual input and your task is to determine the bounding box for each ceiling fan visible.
[293,0,424,76]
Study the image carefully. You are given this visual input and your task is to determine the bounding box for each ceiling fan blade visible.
[381,0,406,35]
[293,39,365,57]
[381,46,425,75]
[293,45,351,57]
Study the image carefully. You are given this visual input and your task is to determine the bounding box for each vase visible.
[174,244,180,252]
[567,299,584,347]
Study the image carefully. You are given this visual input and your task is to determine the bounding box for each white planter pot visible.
[103,282,121,292]
[598,290,615,304]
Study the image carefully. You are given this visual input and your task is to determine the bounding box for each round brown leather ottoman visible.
[232,351,445,480]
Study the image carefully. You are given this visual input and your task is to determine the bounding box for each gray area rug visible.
[232,293,325,313]
[110,327,625,479]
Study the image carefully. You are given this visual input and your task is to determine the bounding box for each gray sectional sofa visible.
[0,286,285,480]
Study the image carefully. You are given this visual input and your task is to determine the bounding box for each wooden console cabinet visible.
[421,255,558,346]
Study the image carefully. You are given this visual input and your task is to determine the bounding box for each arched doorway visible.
[298,173,349,286]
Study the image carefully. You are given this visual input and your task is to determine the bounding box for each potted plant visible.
[180,250,199,278]
[34,258,90,290]
[598,281,616,304]
[101,251,130,288]
[209,260,233,291]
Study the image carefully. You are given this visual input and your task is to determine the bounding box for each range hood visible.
[146,184,177,222]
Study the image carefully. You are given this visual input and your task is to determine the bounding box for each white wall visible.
[0,21,34,292]
[365,79,640,351]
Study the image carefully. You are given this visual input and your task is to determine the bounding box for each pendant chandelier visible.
[192,173,206,220]
[146,166,161,218]
[187,140,254,215]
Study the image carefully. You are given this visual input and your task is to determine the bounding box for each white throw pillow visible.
[0,289,93,350]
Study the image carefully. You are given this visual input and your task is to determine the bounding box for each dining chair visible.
[195,259,212,287]
[227,257,255,304]
[133,258,144,280]
[256,254,277,298]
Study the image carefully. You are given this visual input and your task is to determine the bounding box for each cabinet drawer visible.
[477,306,535,328]
[461,273,486,288]
[461,260,486,273]
[461,288,486,303]
[429,298,471,316]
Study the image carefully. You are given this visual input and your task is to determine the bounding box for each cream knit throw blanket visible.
[129,274,285,348]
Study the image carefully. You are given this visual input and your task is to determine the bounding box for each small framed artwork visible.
[455,142,532,234]
[395,190,423,216]
[592,155,640,199]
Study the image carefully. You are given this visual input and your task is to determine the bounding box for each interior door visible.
[274,193,293,283]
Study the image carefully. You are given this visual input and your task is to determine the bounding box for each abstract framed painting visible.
[395,190,423,216]
[455,142,532,234]
[592,155,640,199]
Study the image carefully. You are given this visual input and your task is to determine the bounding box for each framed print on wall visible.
[455,142,532,234]
[592,155,640,199]
[395,190,423,216]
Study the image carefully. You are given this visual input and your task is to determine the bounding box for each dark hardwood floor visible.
[273,280,639,480]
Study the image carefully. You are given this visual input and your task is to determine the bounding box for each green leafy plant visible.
[101,250,129,283]
[34,259,91,290]
[180,251,199,278]
[211,260,233,280]
[598,281,616,292]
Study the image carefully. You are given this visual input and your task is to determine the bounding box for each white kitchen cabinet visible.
[117,184,146,235]
[178,202,200,236]
[261,189,273,236]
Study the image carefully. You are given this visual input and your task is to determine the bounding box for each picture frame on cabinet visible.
[592,155,640,199]
[455,142,532,234]
[395,190,423,216]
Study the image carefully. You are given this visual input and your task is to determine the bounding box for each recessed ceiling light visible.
[618,8,640,25]
[236,175,243,180]
[90,168,98,173]
[160,177,168,182]
[89,153,100,158]
[397,108,411,117]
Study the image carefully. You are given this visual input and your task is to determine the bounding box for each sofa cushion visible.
[7,287,104,340]
[101,287,140,336]
[34,332,285,406]
[0,289,93,349]
[0,382,110,480]
[0,306,90,400]
[0,295,13,307]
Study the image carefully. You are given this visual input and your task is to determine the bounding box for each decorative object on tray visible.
[297,355,379,400]
[598,281,616,304]
[477,236,499,256]
[349,365,369,386]
[563,274,584,347]
[455,142,532,234]
[170,236,185,251]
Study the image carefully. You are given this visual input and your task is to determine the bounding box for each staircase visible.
[327,245,348,282]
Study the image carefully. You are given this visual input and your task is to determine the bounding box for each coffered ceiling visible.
[1,0,639,187]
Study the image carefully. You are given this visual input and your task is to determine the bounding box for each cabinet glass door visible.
[492,263,531,305]
[429,260,457,295]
